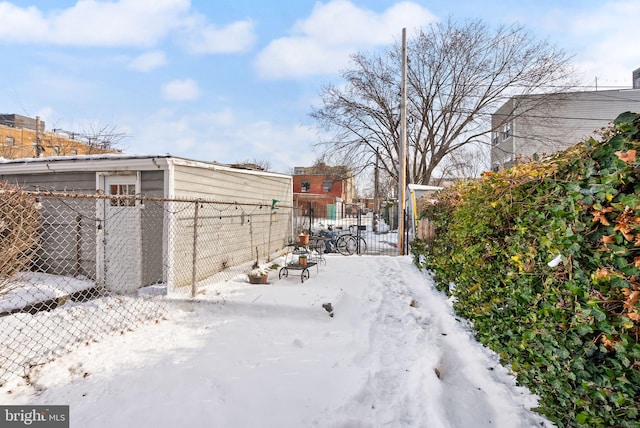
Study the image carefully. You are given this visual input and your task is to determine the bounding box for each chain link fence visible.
[0,188,295,386]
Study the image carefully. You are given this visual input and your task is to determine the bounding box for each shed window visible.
[301,180,310,193]
[110,184,136,207]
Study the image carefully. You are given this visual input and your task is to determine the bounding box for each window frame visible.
[109,183,137,207]
[502,122,512,140]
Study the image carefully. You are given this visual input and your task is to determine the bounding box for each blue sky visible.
[1,0,639,173]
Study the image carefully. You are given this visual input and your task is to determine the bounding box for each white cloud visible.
[50,0,189,47]
[256,37,353,79]
[129,51,168,72]
[130,109,319,173]
[255,0,436,79]
[0,3,48,42]
[0,0,255,54]
[178,16,256,54]
[540,0,640,87]
[162,78,200,101]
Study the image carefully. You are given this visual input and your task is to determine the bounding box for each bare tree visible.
[82,123,126,153]
[433,143,490,186]
[310,18,576,186]
[309,157,351,179]
[0,183,41,294]
[0,142,21,159]
[232,158,272,171]
[52,123,126,154]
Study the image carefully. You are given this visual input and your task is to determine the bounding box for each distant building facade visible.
[490,68,640,171]
[293,163,356,219]
[0,114,118,159]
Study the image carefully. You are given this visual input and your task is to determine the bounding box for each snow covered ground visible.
[0,272,96,313]
[1,255,553,428]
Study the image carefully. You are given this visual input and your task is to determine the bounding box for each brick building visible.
[0,114,118,159]
[293,163,356,219]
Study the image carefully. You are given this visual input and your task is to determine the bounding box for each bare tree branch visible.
[232,158,272,171]
[82,123,126,153]
[310,18,576,186]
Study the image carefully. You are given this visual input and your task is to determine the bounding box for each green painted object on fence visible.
[327,204,336,220]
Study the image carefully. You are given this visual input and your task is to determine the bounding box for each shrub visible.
[413,112,640,427]
[0,182,42,293]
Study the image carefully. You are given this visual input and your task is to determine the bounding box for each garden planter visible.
[248,274,268,284]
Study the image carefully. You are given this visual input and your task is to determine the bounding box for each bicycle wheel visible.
[310,239,325,254]
[336,235,356,255]
[355,236,367,255]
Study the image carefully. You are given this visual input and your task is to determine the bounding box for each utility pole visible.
[374,147,379,232]
[398,28,408,255]
[35,116,42,157]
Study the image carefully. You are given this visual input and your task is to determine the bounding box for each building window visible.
[301,180,310,193]
[109,183,136,207]
[502,122,512,140]
[5,136,14,146]
[322,179,332,192]
[294,167,305,175]
[492,132,499,146]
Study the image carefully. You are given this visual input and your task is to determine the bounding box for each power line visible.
[411,107,634,123]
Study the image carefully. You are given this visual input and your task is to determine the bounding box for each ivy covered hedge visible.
[413,112,640,427]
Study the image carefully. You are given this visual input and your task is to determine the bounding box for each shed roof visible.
[407,184,443,192]
[0,154,291,179]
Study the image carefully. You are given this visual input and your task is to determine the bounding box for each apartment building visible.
[490,68,640,171]
[0,114,117,159]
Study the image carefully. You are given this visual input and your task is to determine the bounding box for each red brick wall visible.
[294,194,337,218]
[293,175,344,199]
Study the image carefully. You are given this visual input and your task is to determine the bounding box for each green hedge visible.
[413,112,640,427]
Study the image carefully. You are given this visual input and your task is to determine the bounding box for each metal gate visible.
[295,201,402,256]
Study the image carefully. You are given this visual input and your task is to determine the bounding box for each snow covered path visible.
[2,256,552,428]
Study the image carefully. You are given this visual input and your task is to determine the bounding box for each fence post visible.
[356,209,362,255]
[404,207,409,255]
[268,212,273,262]
[75,215,82,277]
[191,200,199,297]
[249,214,254,260]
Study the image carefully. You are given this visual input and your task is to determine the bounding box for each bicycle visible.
[315,225,367,256]
[344,224,367,255]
